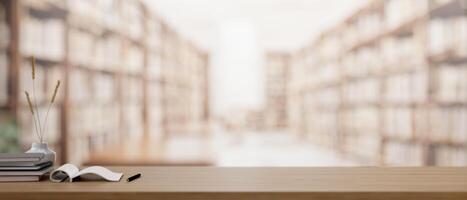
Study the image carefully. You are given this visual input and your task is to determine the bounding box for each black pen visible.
[127,173,141,182]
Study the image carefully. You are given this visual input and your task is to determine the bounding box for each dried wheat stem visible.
[41,80,61,141]
[31,57,35,80]
[25,91,40,142]
[31,57,43,143]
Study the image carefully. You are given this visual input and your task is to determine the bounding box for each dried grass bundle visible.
[25,56,61,143]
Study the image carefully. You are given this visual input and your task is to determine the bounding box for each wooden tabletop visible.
[1,167,467,200]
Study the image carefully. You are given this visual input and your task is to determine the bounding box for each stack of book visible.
[0,153,54,182]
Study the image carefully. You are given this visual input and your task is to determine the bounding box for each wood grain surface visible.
[1,167,467,200]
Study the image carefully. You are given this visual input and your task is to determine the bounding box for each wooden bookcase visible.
[264,52,290,131]
[289,0,467,166]
[1,0,210,164]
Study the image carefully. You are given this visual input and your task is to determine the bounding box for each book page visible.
[50,164,79,182]
[74,166,122,182]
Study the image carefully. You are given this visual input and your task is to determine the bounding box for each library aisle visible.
[214,131,357,166]
[87,129,356,166]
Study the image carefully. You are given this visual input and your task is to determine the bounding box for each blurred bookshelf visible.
[0,0,209,164]
[264,52,289,131]
[288,0,467,166]
[2,0,466,166]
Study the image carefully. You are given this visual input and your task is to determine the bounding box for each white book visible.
[50,164,122,182]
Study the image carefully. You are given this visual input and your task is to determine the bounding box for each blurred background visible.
[0,0,466,166]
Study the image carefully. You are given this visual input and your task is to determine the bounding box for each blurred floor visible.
[213,131,357,166]
[88,129,356,166]
[87,135,213,166]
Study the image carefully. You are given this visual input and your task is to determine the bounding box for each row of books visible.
[68,104,120,139]
[334,0,429,51]
[20,17,65,61]
[94,36,122,69]
[122,44,144,74]
[384,0,428,29]
[342,38,426,77]
[342,107,380,134]
[147,82,163,136]
[384,71,428,103]
[342,79,379,104]
[121,104,144,140]
[429,107,467,142]
[148,104,162,138]
[429,17,467,56]
[435,146,467,166]
[351,11,384,41]
[68,29,95,67]
[146,16,162,50]
[304,111,339,137]
[147,53,162,79]
[384,142,424,166]
[381,106,467,142]
[119,0,145,40]
[436,65,467,102]
[69,69,119,104]
[147,83,161,103]
[305,64,339,86]
[385,141,467,166]
[304,88,340,110]
[383,107,413,139]
[266,54,288,130]
[93,74,117,104]
[121,76,144,104]
[67,0,142,39]
[68,68,94,104]
[67,102,120,164]
[344,134,380,160]
[69,28,147,72]
[342,47,383,78]
[380,37,426,68]
[307,96,464,142]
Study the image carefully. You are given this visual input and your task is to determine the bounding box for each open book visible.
[50,164,123,182]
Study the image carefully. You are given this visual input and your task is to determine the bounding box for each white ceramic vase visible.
[26,143,56,163]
